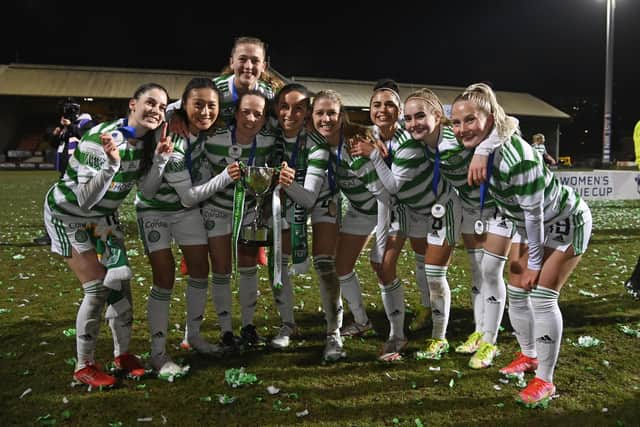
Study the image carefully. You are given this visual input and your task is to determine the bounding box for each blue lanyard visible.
[185,137,194,182]
[289,131,304,169]
[431,147,440,198]
[384,140,394,167]
[479,152,495,214]
[230,76,239,103]
[231,126,258,165]
[328,130,343,193]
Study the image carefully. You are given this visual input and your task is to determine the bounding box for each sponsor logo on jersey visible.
[144,220,168,229]
[109,181,135,192]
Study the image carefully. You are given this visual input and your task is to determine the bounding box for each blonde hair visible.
[405,88,451,126]
[453,83,520,138]
[313,89,371,140]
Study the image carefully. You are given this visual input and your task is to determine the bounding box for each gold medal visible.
[431,203,445,219]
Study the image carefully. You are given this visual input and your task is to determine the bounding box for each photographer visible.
[34,99,95,245]
[53,99,94,177]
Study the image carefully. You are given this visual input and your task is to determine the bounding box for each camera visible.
[61,99,81,121]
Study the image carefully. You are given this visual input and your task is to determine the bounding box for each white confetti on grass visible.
[19,388,32,399]
[296,409,309,418]
[267,385,280,395]
[572,336,603,347]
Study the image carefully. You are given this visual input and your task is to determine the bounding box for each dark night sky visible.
[3,1,639,156]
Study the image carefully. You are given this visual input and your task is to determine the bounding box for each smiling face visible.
[312,96,342,143]
[450,100,494,149]
[370,90,400,130]
[128,87,168,132]
[403,98,441,142]
[230,42,267,92]
[277,90,309,138]
[235,94,267,141]
[184,87,219,134]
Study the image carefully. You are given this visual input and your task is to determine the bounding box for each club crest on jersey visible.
[74,229,89,243]
[147,230,161,243]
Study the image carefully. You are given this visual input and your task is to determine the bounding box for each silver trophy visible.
[240,166,276,246]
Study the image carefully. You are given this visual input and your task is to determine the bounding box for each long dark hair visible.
[134,82,169,176]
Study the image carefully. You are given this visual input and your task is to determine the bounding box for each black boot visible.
[624,255,640,300]
[33,233,51,245]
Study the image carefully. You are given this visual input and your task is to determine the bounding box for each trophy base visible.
[239,225,272,247]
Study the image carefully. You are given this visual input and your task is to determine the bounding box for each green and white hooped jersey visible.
[279,129,330,209]
[335,143,386,216]
[438,125,495,211]
[388,128,453,215]
[203,126,278,212]
[46,119,143,218]
[490,134,581,228]
[134,129,211,213]
[212,74,275,125]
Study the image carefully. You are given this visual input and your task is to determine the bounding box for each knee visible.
[426,275,447,295]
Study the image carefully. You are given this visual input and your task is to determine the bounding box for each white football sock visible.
[273,255,295,325]
[531,286,562,384]
[339,271,369,325]
[480,250,507,344]
[426,264,450,340]
[414,252,430,307]
[211,272,233,333]
[507,284,536,358]
[467,248,484,333]
[148,285,172,360]
[185,277,208,341]
[314,256,343,334]
[76,279,109,369]
[238,266,258,327]
[380,278,405,340]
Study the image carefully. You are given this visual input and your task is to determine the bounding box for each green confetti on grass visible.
[108,422,123,427]
[273,400,291,412]
[415,419,425,427]
[61,410,71,419]
[449,379,455,388]
[36,414,56,425]
[618,324,640,338]
[225,367,258,388]
[200,396,212,402]
[62,328,76,337]
[217,394,236,404]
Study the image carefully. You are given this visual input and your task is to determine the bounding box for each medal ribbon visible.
[431,147,440,198]
[231,162,246,276]
[479,152,495,216]
[288,131,308,265]
[327,130,343,194]
[271,184,283,289]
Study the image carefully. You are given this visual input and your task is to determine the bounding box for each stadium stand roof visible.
[290,76,570,119]
[0,63,569,119]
